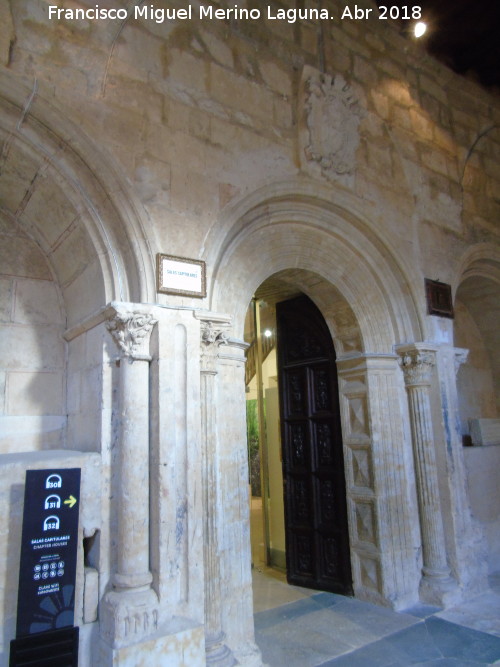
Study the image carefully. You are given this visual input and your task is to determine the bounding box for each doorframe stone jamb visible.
[336,352,420,610]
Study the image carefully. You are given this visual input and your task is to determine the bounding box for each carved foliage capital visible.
[106,311,157,360]
[200,321,229,373]
[399,350,436,387]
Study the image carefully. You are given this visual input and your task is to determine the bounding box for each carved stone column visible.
[199,320,237,667]
[397,344,458,605]
[101,307,159,647]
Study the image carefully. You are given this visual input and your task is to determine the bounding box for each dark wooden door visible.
[277,295,352,595]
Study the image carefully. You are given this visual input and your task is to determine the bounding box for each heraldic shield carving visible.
[303,67,364,180]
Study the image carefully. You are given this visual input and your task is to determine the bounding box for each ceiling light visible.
[414,21,427,38]
[264,329,272,338]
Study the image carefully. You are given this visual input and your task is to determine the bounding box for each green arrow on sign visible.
[64,495,77,508]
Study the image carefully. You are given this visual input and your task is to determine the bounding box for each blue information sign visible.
[16,468,81,638]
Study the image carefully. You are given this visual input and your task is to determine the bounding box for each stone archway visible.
[208,182,423,350]
[453,244,500,430]
[0,72,161,662]
[0,71,156,455]
[453,245,500,574]
[202,184,429,660]
[0,70,155,324]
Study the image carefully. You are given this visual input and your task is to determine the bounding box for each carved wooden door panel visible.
[277,295,352,595]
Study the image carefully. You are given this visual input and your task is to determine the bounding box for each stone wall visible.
[1,0,498,300]
[0,0,499,664]
[0,219,66,453]
[464,445,500,574]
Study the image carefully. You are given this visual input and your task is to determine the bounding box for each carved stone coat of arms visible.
[303,68,364,181]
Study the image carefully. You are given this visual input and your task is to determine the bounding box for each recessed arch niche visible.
[0,71,155,454]
[453,247,500,432]
[0,70,155,326]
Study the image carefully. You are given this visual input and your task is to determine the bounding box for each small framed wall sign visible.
[425,278,454,318]
[157,254,207,298]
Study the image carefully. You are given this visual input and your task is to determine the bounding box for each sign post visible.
[10,468,81,666]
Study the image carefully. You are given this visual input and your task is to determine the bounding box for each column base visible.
[233,641,264,667]
[206,631,238,666]
[419,573,461,608]
[99,616,205,666]
[100,587,159,649]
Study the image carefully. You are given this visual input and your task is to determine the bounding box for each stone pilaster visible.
[199,319,237,667]
[217,337,262,667]
[397,344,458,605]
[434,345,488,596]
[101,306,159,648]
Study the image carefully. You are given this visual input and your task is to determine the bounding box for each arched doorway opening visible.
[454,274,499,434]
[244,270,362,596]
[454,262,500,573]
[208,185,425,659]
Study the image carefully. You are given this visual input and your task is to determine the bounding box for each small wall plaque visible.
[157,254,206,298]
[425,279,454,318]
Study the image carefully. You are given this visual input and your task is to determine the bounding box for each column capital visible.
[453,347,469,374]
[395,344,437,387]
[199,320,230,373]
[106,308,158,360]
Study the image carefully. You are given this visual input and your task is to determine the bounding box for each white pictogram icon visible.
[43,515,60,531]
[45,474,62,489]
[44,495,61,510]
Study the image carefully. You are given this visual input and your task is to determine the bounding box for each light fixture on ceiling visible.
[414,21,427,38]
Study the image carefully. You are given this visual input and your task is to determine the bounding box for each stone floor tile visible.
[404,603,443,619]
[310,591,349,608]
[436,592,500,638]
[322,596,419,638]
[257,619,353,666]
[424,617,500,662]
[254,596,325,630]
[253,570,500,667]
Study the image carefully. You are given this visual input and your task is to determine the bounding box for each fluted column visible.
[199,320,237,667]
[101,306,159,647]
[397,344,457,605]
